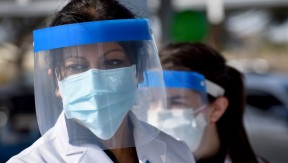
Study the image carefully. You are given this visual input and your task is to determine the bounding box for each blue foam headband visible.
[139,70,206,92]
[163,70,206,92]
[33,19,152,52]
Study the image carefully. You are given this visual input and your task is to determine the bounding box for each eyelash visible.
[63,57,129,77]
[105,59,124,67]
[170,101,187,107]
[65,59,124,70]
[65,64,88,73]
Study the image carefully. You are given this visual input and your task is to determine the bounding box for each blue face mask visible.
[58,65,137,140]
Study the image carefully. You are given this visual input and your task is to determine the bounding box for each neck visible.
[193,123,220,160]
[109,147,138,163]
[102,116,138,162]
[100,115,134,148]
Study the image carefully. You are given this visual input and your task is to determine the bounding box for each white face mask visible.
[147,108,207,151]
[58,65,137,140]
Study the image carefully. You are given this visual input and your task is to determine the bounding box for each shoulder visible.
[7,128,58,163]
[257,156,270,163]
[138,120,195,163]
[135,119,195,162]
[157,131,195,162]
[224,155,270,163]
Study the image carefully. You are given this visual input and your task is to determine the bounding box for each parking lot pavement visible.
[244,106,288,163]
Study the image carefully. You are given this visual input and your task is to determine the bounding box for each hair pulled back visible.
[160,42,259,163]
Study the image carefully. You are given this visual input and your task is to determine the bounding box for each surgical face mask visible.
[148,108,207,151]
[58,65,137,140]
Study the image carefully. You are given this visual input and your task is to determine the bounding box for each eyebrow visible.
[103,48,126,56]
[63,56,87,61]
[62,48,126,61]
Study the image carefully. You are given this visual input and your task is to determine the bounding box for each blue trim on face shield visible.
[33,19,152,52]
[163,70,206,92]
[139,70,206,92]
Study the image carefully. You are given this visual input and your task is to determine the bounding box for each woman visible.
[153,42,266,163]
[7,0,195,162]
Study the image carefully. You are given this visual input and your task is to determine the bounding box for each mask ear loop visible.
[191,104,209,128]
[193,105,207,114]
[192,80,225,128]
[55,69,60,81]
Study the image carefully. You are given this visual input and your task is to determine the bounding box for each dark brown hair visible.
[160,42,259,163]
[50,0,136,26]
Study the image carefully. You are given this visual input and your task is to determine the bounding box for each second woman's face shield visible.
[33,19,165,150]
[146,70,209,152]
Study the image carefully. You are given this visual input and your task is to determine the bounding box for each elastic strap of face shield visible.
[205,80,225,98]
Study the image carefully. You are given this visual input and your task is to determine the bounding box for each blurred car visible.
[244,72,288,121]
[0,80,40,162]
[243,72,288,163]
[0,44,39,162]
[228,58,288,121]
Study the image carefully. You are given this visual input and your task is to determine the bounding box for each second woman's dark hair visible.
[160,42,259,163]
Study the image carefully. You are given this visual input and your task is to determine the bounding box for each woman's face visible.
[166,88,204,111]
[60,42,131,79]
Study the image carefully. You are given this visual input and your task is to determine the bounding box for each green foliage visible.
[171,10,209,42]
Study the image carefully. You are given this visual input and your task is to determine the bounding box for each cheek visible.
[48,69,53,76]
[202,105,213,122]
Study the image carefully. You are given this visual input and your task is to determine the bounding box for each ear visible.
[208,96,229,123]
[48,68,53,77]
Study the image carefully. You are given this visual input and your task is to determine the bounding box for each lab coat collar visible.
[54,111,167,162]
[129,111,167,162]
[55,111,105,156]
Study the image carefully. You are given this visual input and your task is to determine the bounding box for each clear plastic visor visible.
[33,19,165,150]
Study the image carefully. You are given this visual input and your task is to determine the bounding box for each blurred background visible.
[0,0,287,162]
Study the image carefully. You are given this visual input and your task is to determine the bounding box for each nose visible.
[89,62,101,69]
[85,53,102,70]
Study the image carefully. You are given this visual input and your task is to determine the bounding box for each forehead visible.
[166,88,201,98]
[62,42,124,58]
[166,88,206,109]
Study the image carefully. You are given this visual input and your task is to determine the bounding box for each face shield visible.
[146,70,208,152]
[33,19,165,149]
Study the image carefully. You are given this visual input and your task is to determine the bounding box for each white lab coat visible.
[7,111,195,163]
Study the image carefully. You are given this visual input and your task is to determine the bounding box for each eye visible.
[170,101,187,108]
[65,64,88,75]
[104,59,126,69]
[168,96,189,109]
